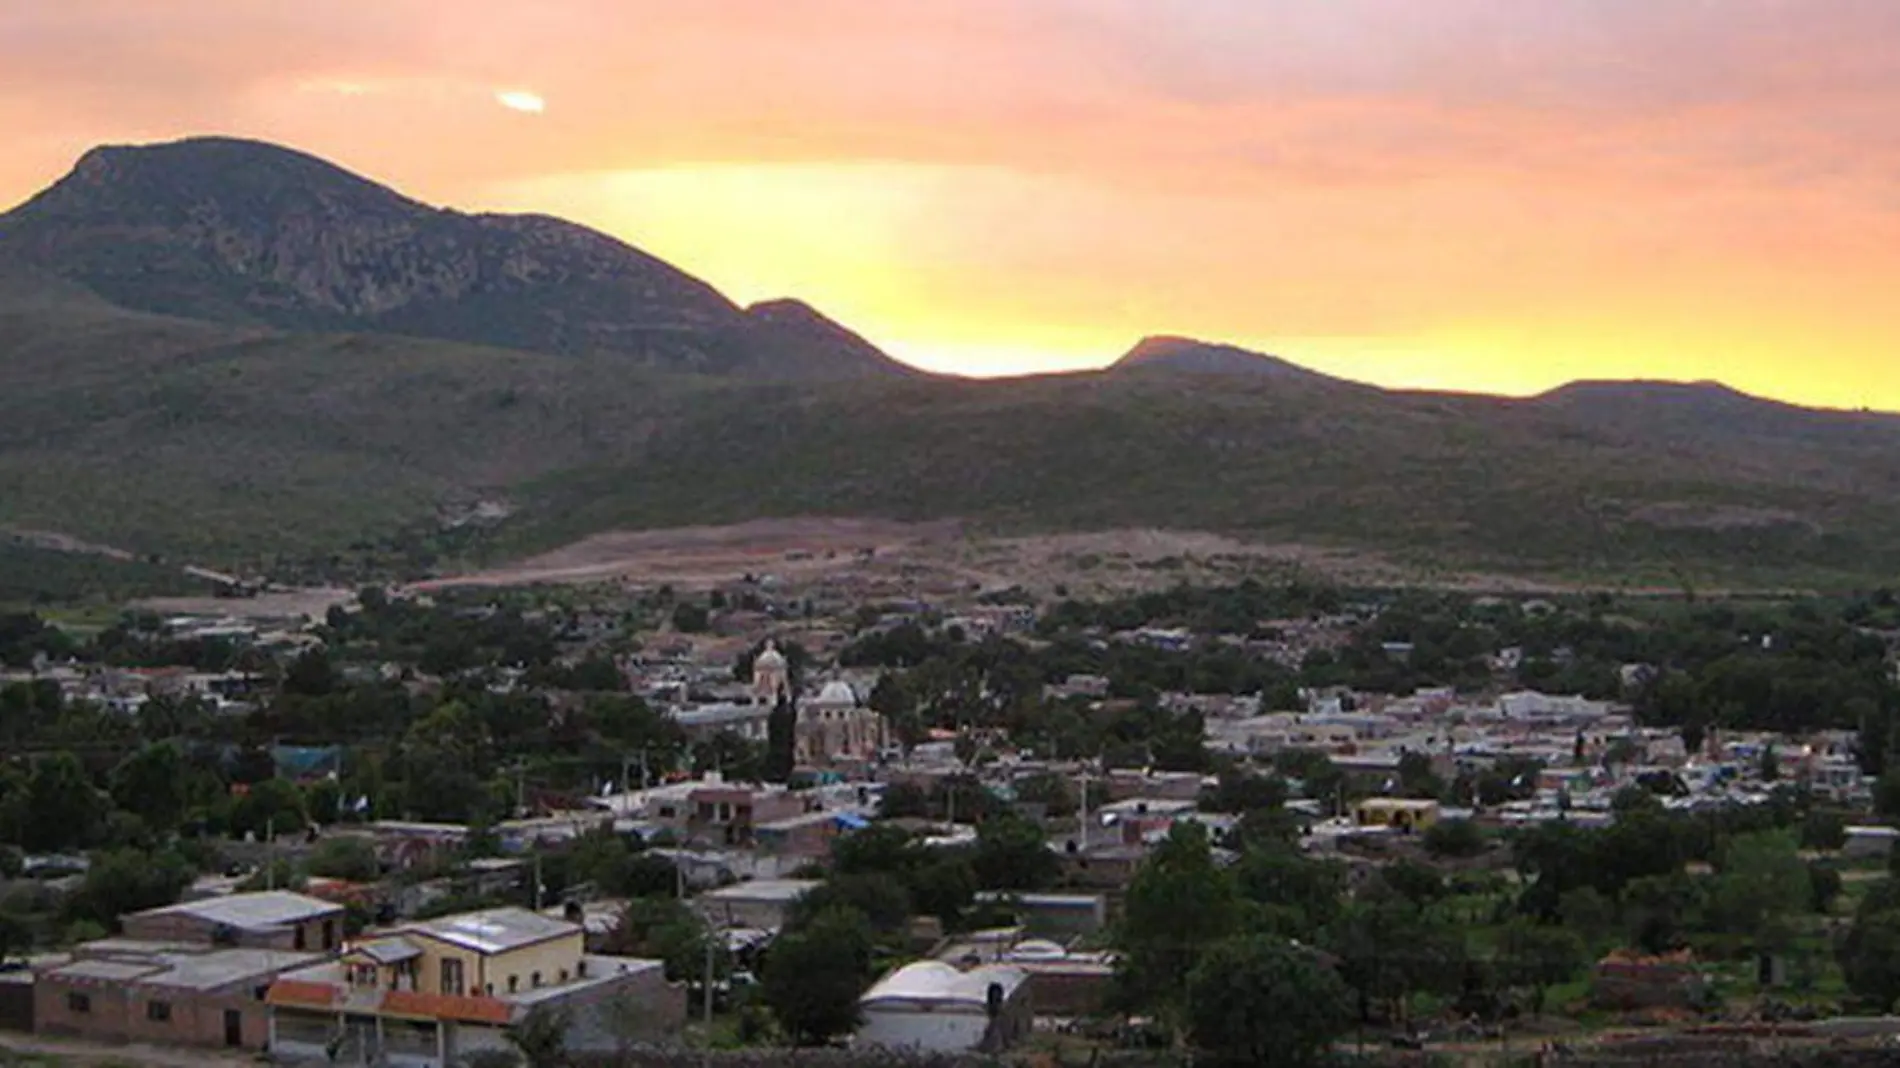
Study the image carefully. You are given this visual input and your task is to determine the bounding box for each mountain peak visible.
[737,298,918,379]
[1111,335,1326,380]
[0,136,912,379]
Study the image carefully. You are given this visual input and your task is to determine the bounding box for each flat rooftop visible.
[133,890,342,930]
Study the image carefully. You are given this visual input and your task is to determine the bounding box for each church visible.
[750,642,888,766]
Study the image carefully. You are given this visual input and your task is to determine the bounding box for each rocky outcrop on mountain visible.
[0,136,915,378]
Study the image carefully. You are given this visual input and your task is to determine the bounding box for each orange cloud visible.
[3,0,1900,407]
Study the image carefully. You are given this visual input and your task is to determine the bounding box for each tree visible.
[762,906,874,1045]
[1014,771,1078,817]
[1379,861,1447,909]
[1115,823,1240,1035]
[1235,843,1346,938]
[877,781,929,819]
[1841,908,1900,1012]
[1423,818,1487,859]
[305,836,381,882]
[1499,920,1587,1015]
[1707,831,1809,941]
[1199,769,1289,814]
[110,743,189,834]
[1186,936,1352,1068]
[18,753,108,853]
[670,601,710,634]
[0,907,30,965]
[603,898,719,983]
[69,848,195,928]
[1801,809,1848,853]
[970,813,1058,892]
[763,693,796,783]
[229,778,308,839]
[283,648,337,697]
[788,873,912,937]
[1557,886,1616,948]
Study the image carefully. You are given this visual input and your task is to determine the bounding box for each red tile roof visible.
[266,979,341,1009]
[381,989,514,1025]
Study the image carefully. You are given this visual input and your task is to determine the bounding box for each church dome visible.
[815,680,857,707]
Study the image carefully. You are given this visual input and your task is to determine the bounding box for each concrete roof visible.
[698,878,819,903]
[353,938,422,965]
[45,945,322,991]
[411,908,577,956]
[49,959,158,983]
[861,961,1028,1009]
[136,890,341,930]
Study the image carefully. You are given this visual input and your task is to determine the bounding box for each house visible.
[1351,798,1441,833]
[33,938,324,1051]
[682,778,808,847]
[856,960,1032,1053]
[267,907,681,1067]
[693,879,819,931]
[969,892,1107,939]
[122,891,345,954]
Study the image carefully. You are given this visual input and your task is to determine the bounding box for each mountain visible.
[1110,335,1335,381]
[5,138,1900,589]
[0,137,915,380]
[731,299,907,380]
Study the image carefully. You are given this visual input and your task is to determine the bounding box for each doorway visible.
[224,1009,243,1047]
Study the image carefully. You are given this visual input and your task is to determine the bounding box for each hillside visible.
[0,137,915,380]
[1110,335,1334,381]
[4,142,1900,588]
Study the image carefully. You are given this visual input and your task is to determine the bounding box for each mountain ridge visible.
[3,137,1900,588]
[0,136,917,380]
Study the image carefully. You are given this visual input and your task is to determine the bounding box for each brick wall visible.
[34,974,274,1050]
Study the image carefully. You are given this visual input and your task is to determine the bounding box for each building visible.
[33,938,323,1051]
[122,891,345,954]
[693,879,819,931]
[796,679,888,765]
[748,644,887,766]
[267,907,681,1067]
[856,960,1032,1053]
[1351,798,1441,833]
[681,778,808,847]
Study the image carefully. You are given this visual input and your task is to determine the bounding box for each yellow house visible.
[269,907,680,1066]
[1352,798,1441,833]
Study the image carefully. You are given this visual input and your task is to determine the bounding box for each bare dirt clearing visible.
[415,518,1595,597]
[135,586,354,621]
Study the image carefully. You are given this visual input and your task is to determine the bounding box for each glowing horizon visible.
[4,1,1900,410]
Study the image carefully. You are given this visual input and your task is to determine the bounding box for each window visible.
[440,958,465,996]
[531,971,542,988]
[508,976,518,993]
[67,992,90,1014]
[293,926,307,951]
[558,969,568,983]
[321,919,337,950]
[146,1001,172,1023]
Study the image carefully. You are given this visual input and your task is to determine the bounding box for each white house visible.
[855,961,1031,1054]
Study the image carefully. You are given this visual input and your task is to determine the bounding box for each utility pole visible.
[532,853,543,911]
[1078,771,1089,852]
[703,931,716,1025]
[264,817,275,891]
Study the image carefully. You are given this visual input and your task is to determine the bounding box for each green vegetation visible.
[9,260,1900,587]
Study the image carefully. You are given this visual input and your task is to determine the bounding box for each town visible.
[4,564,1900,1067]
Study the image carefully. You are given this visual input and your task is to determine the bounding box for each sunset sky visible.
[3,1,1899,407]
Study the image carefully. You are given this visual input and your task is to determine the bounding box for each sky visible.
[3,0,1900,407]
